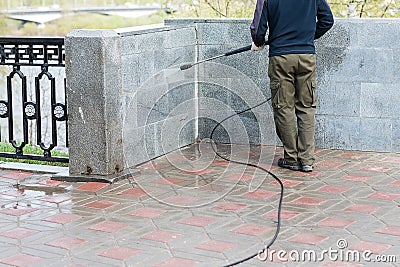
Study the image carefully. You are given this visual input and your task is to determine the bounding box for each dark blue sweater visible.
[250,0,334,57]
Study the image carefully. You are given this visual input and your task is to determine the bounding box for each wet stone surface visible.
[0,144,399,266]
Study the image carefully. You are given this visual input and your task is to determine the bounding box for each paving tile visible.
[152,257,198,267]
[344,204,380,214]
[317,185,350,194]
[381,157,400,164]
[242,190,277,200]
[129,208,167,218]
[119,188,147,198]
[0,253,42,267]
[212,202,247,212]
[340,175,371,182]
[163,196,197,206]
[0,227,38,239]
[292,197,326,206]
[182,169,213,175]
[0,208,37,217]
[38,179,64,186]
[390,180,400,187]
[196,240,238,253]
[98,246,142,260]
[1,144,400,267]
[270,179,301,187]
[178,216,216,227]
[75,182,109,192]
[264,210,300,221]
[83,200,119,210]
[317,217,355,228]
[367,191,400,201]
[199,184,227,192]
[155,178,184,185]
[89,221,128,233]
[141,230,182,243]
[315,160,344,168]
[231,224,271,236]
[1,171,33,180]
[41,195,72,204]
[212,160,230,167]
[376,225,400,237]
[43,214,82,224]
[289,233,328,245]
[291,170,323,177]
[339,152,365,159]
[349,240,391,254]
[361,166,390,172]
[45,236,86,250]
[138,162,158,170]
[0,190,22,197]
[225,173,255,182]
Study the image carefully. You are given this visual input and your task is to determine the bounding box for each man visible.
[250,0,334,172]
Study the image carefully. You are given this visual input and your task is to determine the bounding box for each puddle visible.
[12,184,69,195]
[0,183,72,209]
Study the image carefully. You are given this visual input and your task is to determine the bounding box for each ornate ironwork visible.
[0,38,68,163]
[0,38,65,67]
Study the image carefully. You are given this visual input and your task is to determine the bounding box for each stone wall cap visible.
[115,23,193,37]
[65,29,120,38]
[165,17,400,25]
[165,18,251,24]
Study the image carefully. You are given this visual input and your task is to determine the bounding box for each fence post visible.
[65,30,125,178]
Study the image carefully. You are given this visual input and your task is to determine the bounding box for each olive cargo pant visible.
[268,54,317,166]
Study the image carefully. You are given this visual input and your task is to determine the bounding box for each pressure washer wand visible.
[180,44,252,70]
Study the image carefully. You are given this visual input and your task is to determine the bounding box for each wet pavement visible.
[0,144,399,267]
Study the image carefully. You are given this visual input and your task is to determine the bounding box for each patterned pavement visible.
[0,144,399,267]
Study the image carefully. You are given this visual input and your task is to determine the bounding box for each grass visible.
[0,142,69,167]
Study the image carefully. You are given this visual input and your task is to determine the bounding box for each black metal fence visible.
[0,37,68,163]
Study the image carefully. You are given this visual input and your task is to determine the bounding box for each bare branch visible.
[204,0,227,17]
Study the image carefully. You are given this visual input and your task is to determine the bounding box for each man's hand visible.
[251,42,264,51]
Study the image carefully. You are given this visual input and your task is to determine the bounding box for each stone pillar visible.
[65,30,124,178]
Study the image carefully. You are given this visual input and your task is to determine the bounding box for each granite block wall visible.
[166,18,400,152]
[65,18,400,176]
[119,25,197,169]
[66,25,197,175]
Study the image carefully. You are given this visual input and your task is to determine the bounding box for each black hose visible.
[208,97,284,266]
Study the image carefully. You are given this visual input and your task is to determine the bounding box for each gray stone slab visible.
[356,20,400,48]
[315,115,326,148]
[153,46,195,73]
[121,30,167,55]
[392,119,400,153]
[360,118,392,152]
[360,83,400,119]
[121,53,141,93]
[197,45,261,81]
[164,27,196,49]
[357,48,395,83]
[315,20,353,47]
[196,22,251,45]
[154,113,196,156]
[317,82,361,117]
[315,46,355,81]
[322,116,362,151]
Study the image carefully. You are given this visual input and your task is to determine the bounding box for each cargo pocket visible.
[299,80,317,108]
[270,80,282,109]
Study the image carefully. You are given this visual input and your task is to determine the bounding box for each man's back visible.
[251,0,334,56]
